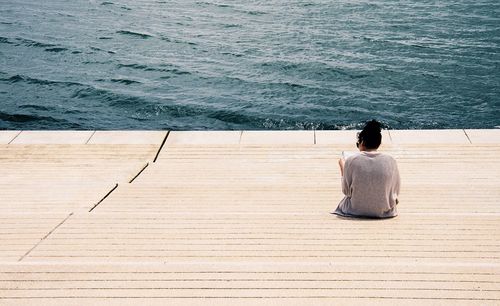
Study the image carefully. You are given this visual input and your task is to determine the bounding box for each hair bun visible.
[364,119,381,133]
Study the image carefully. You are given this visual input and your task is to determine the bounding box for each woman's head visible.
[357,119,382,150]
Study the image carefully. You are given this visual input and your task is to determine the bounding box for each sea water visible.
[0,0,499,130]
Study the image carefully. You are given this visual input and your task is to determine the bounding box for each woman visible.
[334,120,400,218]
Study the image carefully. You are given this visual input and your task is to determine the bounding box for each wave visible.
[206,109,256,126]
[69,86,204,119]
[89,46,116,54]
[18,104,52,111]
[0,36,13,45]
[195,2,232,8]
[0,111,83,129]
[2,74,84,87]
[70,87,152,107]
[100,1,131,10]
[242,10,267,16]
[159,35,197,46]
[110,78,141,85]
[2,36,73,53]
[117,63,192,75]
[221,51,243,57]
[258,60,370,81]
[117,63,154,71]
[258,118,386,130]
[222,24,242,28]
[0,111,59,123]
[164,68,191,76]
[116,30,153,39]
[14,37,56,48]
[203,110,377,130]
[44,47,68,53]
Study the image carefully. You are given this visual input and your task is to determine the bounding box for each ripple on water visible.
[0,111,59,123]
[116,30,153,39]
[0,36,13,45]
[14,37,56,48]
[18,104,52,111]
[44,47,68,53]
[2,74,83,87]
[117,62,192,76]
[109,78,142,85]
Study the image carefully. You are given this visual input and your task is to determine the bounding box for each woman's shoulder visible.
[356,152,397,163]
[376,152,397,162]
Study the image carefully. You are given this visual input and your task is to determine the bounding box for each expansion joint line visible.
[18,213,73,262]
[89,183,118,212]
[85,130,97,144]
[129,162,149,183]
[463,129,472,144]
[153,130,170,163]
[8,130,22,144]
[387,129,394,144]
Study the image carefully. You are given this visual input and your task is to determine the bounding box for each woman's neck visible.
[358,144,378,152]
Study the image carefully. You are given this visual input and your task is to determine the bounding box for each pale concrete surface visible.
[0,213,70,262]
[465,129,500,144]
[0,130,499,304]
[0,144,160,213]
[241,131,314,144]
[24,213,500,264]
[1,263,498,304]
[11,131,94,144]
[0,130,21,144]
[390,129,470,144]
[87,131,167,144]
[166,131,241,146]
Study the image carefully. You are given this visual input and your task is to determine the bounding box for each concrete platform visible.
[0,129,499,304]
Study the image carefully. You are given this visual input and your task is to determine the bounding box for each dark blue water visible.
[1,0,499,130]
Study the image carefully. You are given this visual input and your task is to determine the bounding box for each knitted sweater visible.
[334,151,400,218]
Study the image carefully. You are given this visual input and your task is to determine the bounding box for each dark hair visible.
[358,119,382,149]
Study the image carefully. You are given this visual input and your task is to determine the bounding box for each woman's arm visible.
[340,158,350,196]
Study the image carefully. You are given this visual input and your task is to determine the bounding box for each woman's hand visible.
[338,158,345,177]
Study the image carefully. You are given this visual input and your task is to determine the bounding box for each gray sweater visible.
[334,151,400,218]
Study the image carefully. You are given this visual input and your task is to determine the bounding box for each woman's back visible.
[335,152,400,218]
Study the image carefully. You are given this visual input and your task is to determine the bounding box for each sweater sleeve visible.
[393,159,401,203]
[341,159,352,196]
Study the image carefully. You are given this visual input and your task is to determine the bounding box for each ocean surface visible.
[0,0,499,130]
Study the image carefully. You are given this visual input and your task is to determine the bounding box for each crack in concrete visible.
[153,131,170,163]
[18,213,73,262]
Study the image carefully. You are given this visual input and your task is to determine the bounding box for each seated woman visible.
[334,120,400,218]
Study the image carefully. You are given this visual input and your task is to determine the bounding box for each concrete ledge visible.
[465,129,500,144]
[2,130,497,145]
[315,130,392,145]
[87,131,167,144]
[10,131,94,144]
[0,130,21,144]
[166,131,241,145]
[240,131,314,144]
[389,129,470,144]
